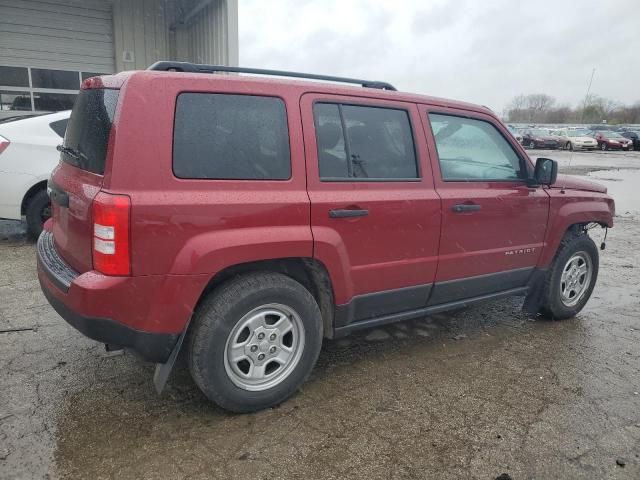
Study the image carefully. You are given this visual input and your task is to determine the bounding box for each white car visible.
[552,129,598,151]
[0,111,70,238]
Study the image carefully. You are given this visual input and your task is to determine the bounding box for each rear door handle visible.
[329,208,369,218]
[452,203,481,213]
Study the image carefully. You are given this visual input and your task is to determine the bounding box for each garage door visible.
[0,0,115,73]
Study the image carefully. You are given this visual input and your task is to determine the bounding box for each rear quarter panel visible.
[106,73,313,277]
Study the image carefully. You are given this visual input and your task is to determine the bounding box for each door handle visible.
[452,203,481,213]
[329,208,369,218]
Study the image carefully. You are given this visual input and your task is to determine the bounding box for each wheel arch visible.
[193,257,337,339]
[539,219,608,268]
[20,179,48,215]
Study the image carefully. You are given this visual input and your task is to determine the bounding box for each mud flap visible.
[153,318,191,394]
[522,269,547,315]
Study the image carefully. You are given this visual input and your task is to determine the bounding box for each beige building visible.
[0,0,239,119]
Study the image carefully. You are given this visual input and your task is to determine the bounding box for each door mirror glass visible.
[534,157,558,186]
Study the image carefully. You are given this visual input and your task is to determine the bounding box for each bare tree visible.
[506,93,637,125]
[525,94,556,121]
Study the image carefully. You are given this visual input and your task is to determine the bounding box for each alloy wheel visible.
[223,303,305,391]
[560,252,592,307]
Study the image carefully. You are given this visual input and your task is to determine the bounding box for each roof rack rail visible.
[147,61,397,91]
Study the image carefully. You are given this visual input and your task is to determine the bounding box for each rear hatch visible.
[50,87,119,273]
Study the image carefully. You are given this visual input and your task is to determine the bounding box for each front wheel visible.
[539,232,599,319]
[188,272,323,412]
[566,141,573,151]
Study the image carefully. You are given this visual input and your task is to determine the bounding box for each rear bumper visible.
[37,230,206,363]
[40,284,178,363]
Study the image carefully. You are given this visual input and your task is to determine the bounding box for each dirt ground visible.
[1,150,639,479]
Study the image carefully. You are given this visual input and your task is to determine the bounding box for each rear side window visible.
[49,119,68,138]
[173,93,291,180]
[314,102,418,180]
[428,113,523,181]
[62,89,118,174]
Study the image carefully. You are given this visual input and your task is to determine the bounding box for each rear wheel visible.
[539,232,599,320]
[188,272,323,412]
[529,139,536,148]
[566,141,573,151]
[25,189,51,240]
[600,142,607,151]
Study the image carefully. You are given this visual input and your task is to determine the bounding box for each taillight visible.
[0,135,9,155]
[92,191,131,276]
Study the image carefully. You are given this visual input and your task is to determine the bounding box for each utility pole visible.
[580,68,596,124]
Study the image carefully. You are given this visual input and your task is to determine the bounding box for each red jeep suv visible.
[38,62,615,412]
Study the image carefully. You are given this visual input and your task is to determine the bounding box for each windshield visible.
[568,130,588,137]
[529,129,549,136]
[602,131,623,138]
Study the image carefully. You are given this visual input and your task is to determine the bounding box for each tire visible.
[529,140,535,149]
[25,189,51,240]
[600,142,607,151]
[539,232,599,320]
[566,141,573,151]
[188,272,323,412]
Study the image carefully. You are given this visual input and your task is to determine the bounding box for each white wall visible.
[112,0,238,71]
[0,0,115,73]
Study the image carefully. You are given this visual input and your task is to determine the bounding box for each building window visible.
[0,65,100,115]
[34,93,77,112]
[0,91,31,111]
[31,68,80,90]
[0,66,29,88]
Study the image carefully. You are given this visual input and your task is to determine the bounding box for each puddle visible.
[586,169,640,216]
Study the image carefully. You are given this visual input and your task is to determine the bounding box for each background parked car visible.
[521,128,560,149]
[619,130,640,150]
[0,111,69,238]
[507,125,523,143]
[552,129,598,150]
[592,130,634,151]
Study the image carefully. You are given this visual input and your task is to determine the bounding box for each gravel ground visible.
[1,150,639,479]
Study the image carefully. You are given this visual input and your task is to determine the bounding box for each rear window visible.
[313,102,419,180]
[173,93,291,180]
[61,89,118,175]
[49,119,68,138]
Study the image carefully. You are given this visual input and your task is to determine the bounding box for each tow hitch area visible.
[104,343,124,357]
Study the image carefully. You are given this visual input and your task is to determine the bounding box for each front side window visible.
[314,102,419,180]
[173,93,291,180]
[428,113,523,181]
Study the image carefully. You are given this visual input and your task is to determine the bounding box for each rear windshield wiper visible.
[57,144,88,161]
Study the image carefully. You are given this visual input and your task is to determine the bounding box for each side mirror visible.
[534,157,558,186]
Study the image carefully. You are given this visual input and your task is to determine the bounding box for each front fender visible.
[538,192,614,267]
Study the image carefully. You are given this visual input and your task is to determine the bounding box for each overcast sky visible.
[239,0,638,114]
